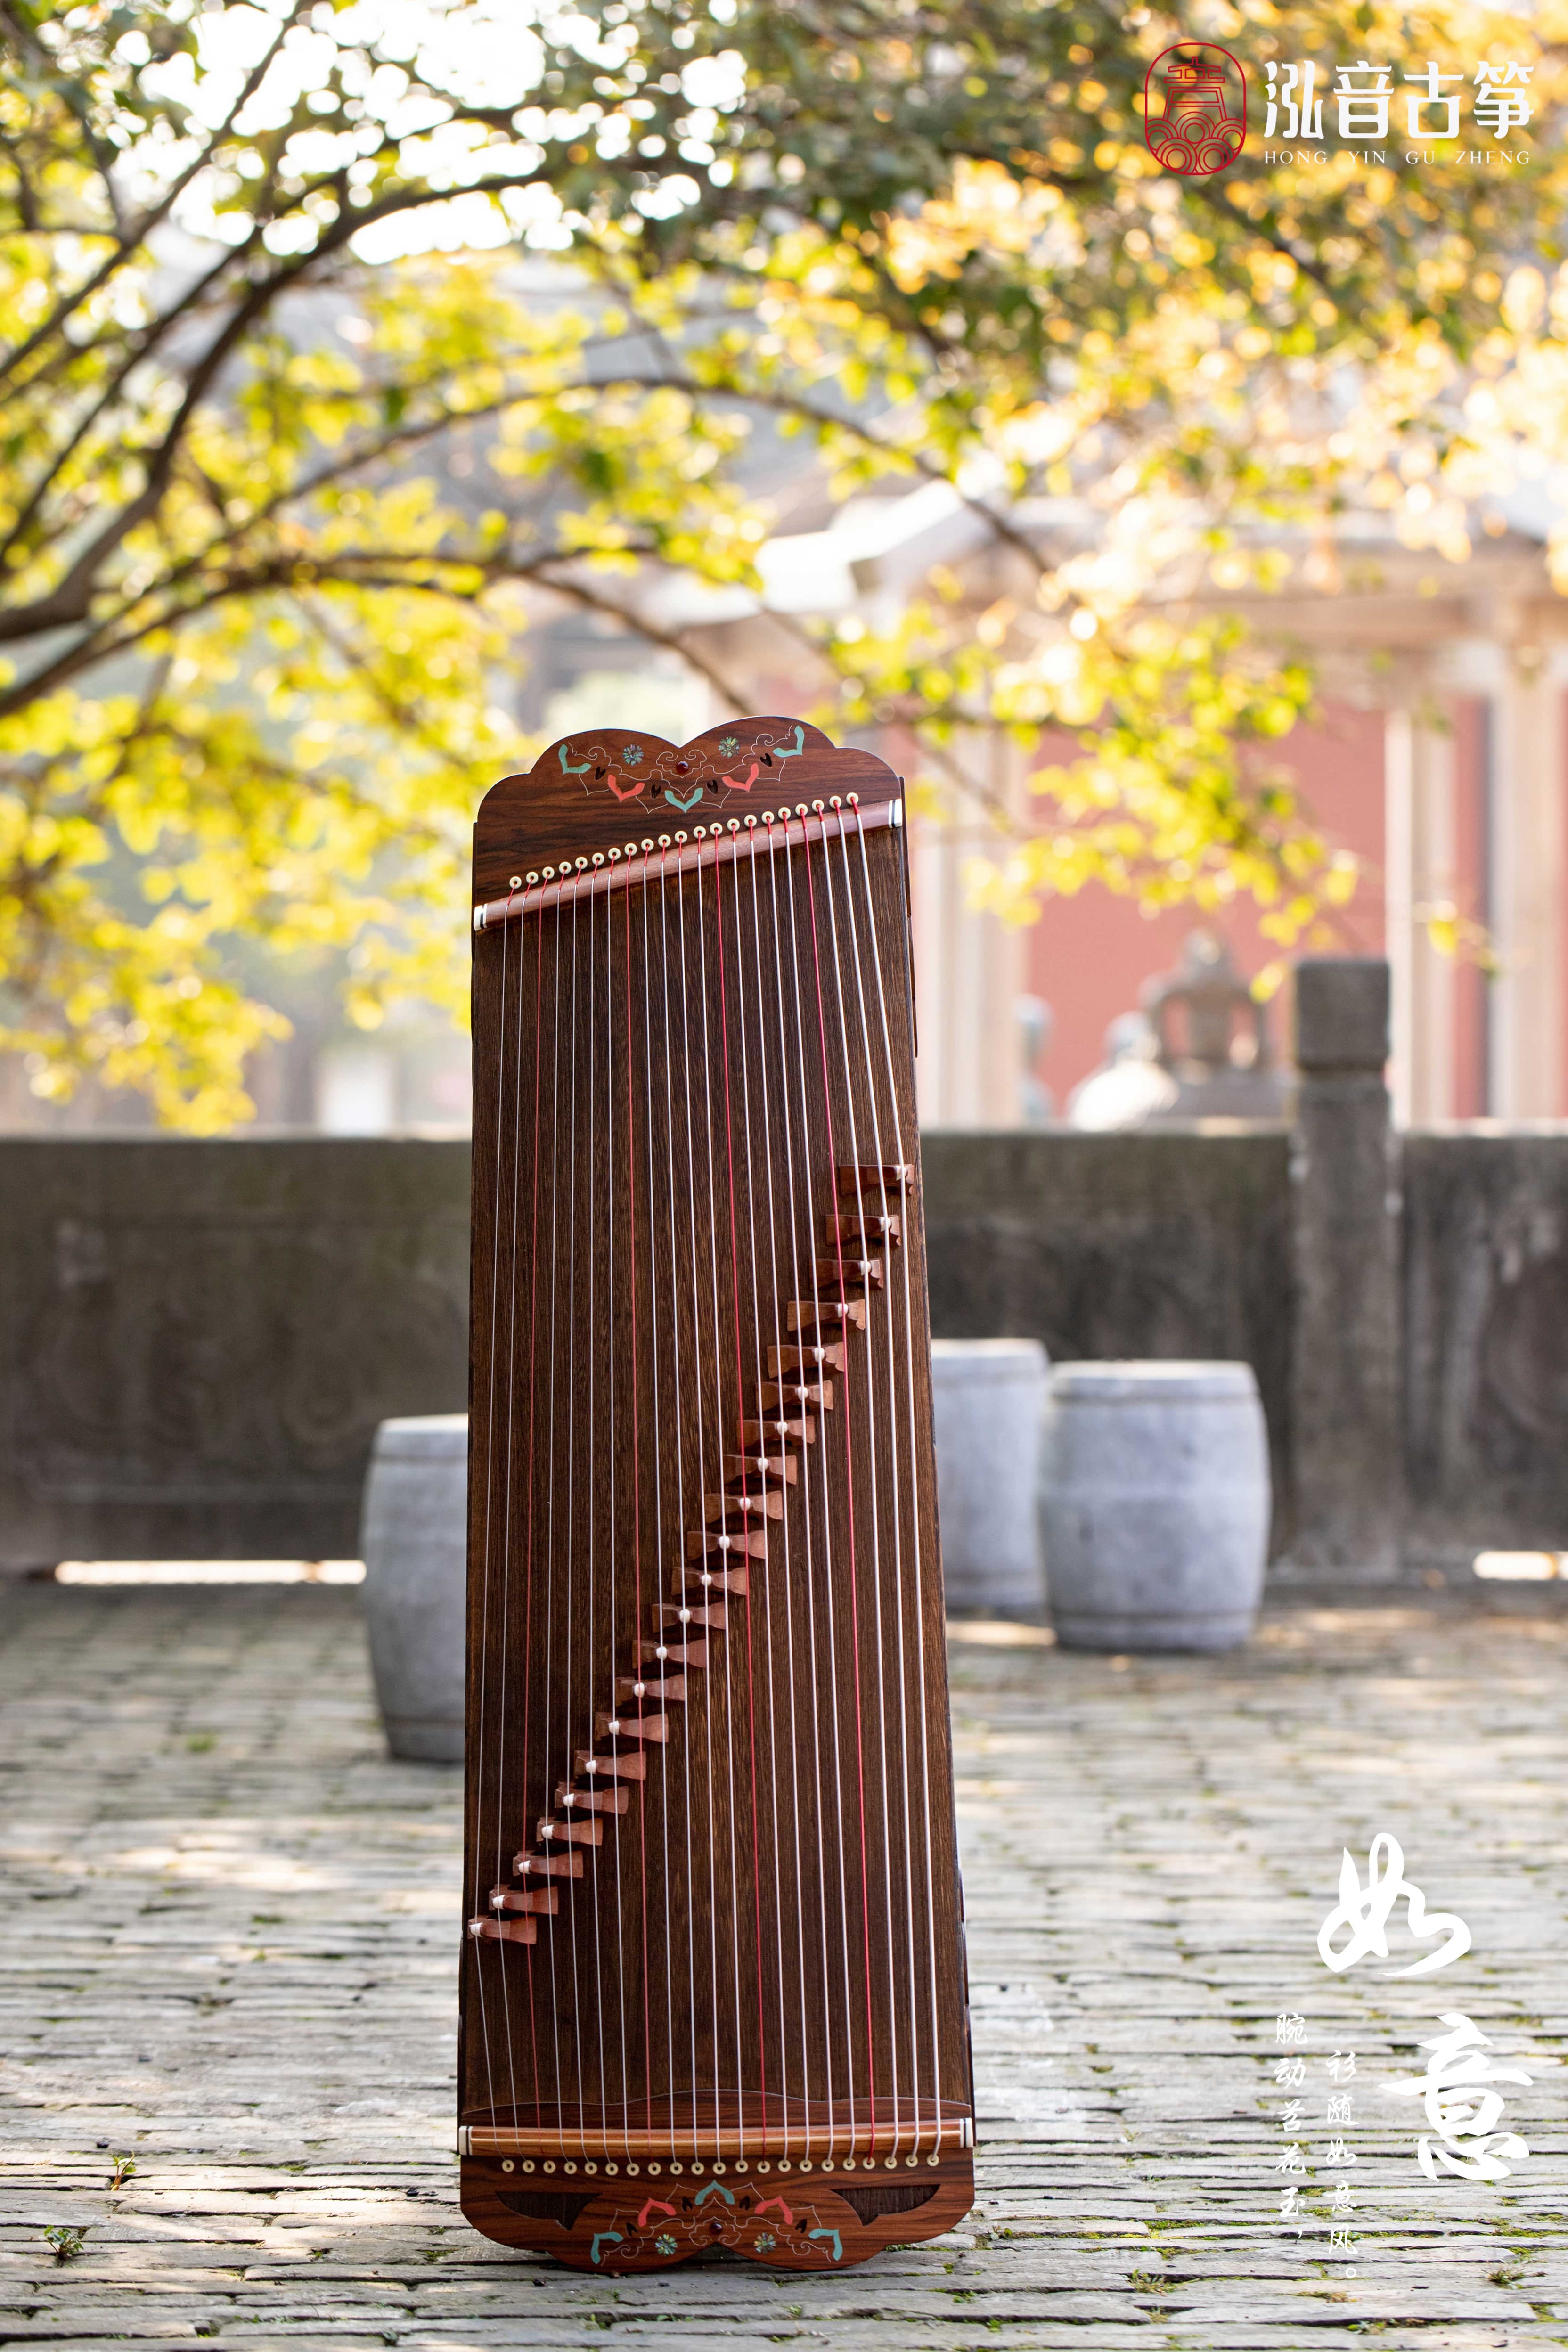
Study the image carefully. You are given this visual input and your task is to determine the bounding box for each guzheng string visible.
[624,866,651,2169]
[802,812,879,2156]
[545,883,566,2120]
[742,822,795,2153]
[566,867,586,2147]
[780,817,850,2164]
[674,842,719,2147]
[497,870,529,2122]
[852,796,945,2148]
[694,843,746,2154]
[519,866,546,2104]
[829,806,918,2154]
[661,837,700,2156]
[711,843,772,2154]
[640,844,676,2152]
[472,887,508,2133]
[817,813,898,2156]
[761,814,816,2157]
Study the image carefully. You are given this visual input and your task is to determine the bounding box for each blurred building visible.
[669,494,1567,1130]
[4,443,1562,1135]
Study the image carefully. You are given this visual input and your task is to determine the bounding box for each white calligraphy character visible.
[1317,1833,1471,1976]
[1385,2013,1532,2181]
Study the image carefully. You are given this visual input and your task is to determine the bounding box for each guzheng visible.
[459,717,974,2272]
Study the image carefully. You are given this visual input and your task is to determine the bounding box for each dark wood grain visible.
[461,722,972,2273]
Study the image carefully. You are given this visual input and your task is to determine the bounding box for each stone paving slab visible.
[0,1580,1564,2350]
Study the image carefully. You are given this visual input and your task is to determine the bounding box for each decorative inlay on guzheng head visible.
[461,719,974,2272]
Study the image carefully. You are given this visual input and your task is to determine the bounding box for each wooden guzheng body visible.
[460,717,973,2272]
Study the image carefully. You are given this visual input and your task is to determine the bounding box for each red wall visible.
[1022,703,1389,1108]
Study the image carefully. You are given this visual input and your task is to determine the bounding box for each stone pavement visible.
[1,1578,1565,2351]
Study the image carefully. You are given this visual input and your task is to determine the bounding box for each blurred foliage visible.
[0,0,1563,1119]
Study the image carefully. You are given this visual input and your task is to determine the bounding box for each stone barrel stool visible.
[359,1413,468,1761]
[931,1338,1050,1617]
[1038,1361,1270,1652]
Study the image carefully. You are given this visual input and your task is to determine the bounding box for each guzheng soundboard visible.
[459,717,973,2271]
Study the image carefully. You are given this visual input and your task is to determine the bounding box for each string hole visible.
[648,2163,661,2176]
[591,853,604,867]
[564,2162,578,2175]
[543,2160,556,2174]
[501,2159,514,2173]
[508,875,521,889]
[522,2159,535,2173]
[607,848,621,863]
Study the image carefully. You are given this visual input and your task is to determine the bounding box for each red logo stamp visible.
[1144,44,1246,175]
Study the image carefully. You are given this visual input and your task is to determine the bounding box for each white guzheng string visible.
[853,797,944,2148]
[764,817,821,2157]
[496,869,528,2126]
[471,888,508,2132]
[544,884,566,2120]
[469,793,953,2164]
[817,815,899,2156]
[832,805,922,2152]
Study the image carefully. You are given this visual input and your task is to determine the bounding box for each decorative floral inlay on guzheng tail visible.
[467,1159,912,1951]
[549,719,822,817]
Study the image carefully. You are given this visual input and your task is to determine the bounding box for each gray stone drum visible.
[931,1338,1050,1617]
[359,1413,469,1761]
[1038,1362,1270,1652]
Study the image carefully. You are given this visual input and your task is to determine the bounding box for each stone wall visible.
[1403,1130,1568,1562]
[4,1013,1566,1570]
[0,1138,470,1567]
[921,1128,1295,1554]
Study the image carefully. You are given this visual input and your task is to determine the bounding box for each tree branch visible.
[0,7,305,395]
